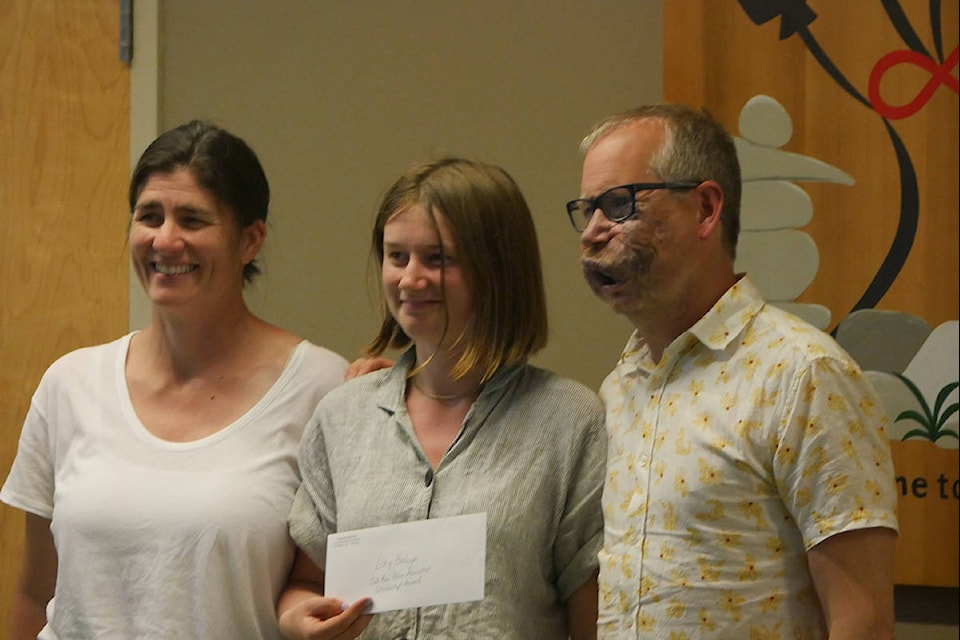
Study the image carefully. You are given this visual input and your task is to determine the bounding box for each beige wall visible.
[132,0,661,390]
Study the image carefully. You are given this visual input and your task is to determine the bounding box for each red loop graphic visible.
[869,46,959,119]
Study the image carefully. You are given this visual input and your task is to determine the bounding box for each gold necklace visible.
[410,377,478,402]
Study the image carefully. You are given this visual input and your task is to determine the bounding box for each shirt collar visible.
[688,275,765,350]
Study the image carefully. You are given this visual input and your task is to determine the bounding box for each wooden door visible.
[0,0,129,630]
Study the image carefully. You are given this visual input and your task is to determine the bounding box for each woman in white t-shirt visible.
[1,121,349,640]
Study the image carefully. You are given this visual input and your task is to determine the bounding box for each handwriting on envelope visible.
[325,513,486,613]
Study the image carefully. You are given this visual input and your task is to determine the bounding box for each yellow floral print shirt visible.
[596,277,898,639]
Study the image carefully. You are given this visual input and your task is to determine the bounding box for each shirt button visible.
[638,454,650,467]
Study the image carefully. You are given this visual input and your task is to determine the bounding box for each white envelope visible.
[325,513,487,613]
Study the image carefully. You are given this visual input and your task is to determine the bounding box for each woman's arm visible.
[565,569,599,640]
[277,549,372,640]
[10,513,57,640]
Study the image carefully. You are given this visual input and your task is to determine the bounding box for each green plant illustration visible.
[892,373,959,443]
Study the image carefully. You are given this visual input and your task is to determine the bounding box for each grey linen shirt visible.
[289,349,607,639]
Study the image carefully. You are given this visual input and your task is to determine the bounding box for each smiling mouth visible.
[400,298,441,308]
[152,262,197,275]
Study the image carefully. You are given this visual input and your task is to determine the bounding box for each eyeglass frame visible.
[565,181,702,231]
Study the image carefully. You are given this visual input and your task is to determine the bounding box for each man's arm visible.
[807,527,897,640]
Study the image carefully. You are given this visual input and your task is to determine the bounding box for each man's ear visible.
[695,181,725,240]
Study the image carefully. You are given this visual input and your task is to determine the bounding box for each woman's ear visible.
[241,219,267,264]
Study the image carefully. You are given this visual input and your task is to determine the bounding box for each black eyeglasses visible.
[565,181,701,231]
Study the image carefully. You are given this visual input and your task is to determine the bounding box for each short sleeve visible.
[1,389,56,518]
[775,356,899,549]
[553,388,607,599]
[288,404,338,568]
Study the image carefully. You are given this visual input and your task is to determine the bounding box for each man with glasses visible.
[569,104,898,639]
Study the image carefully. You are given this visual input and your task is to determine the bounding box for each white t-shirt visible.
[1,333,348,640]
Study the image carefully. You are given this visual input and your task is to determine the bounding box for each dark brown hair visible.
[129,120,270,283]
